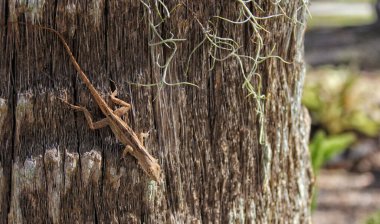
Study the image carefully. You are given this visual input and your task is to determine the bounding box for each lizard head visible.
[148,162,162,184]
[139,158,162,184]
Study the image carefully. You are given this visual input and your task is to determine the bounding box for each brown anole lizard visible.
[22,23,162,183]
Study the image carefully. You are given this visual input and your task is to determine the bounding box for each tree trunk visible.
[0,1,312,223]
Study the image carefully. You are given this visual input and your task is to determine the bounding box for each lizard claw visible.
[58,91,69,104]
[141,128,154,139]
[140,132,150,139]
[58,91,82,110]
[138,131,152,145]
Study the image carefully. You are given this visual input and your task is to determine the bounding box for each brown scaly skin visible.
[21,23,162,183]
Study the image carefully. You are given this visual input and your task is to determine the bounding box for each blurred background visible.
[305,0,380,223]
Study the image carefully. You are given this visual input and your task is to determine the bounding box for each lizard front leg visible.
[60,100,109,130]
[138,132,150,145]
[121,132,148,158]
[121,145,134,159]
[121,132,149,160]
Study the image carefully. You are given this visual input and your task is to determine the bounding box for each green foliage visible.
[303,68,380,136]
[365,211,380,224]
[309,130,356,210]
[310,130,356,175]
[308,14,375,29]
[349,112,380,136]
[302,85,322,111]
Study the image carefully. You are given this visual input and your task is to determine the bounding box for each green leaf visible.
[309,130,356,212]
[366,211,380,224]
[348,112,380,136]
[310,130,356,175]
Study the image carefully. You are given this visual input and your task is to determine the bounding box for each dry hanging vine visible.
[135,0,308,147]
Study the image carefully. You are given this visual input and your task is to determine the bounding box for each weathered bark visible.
[0,1,312,223]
